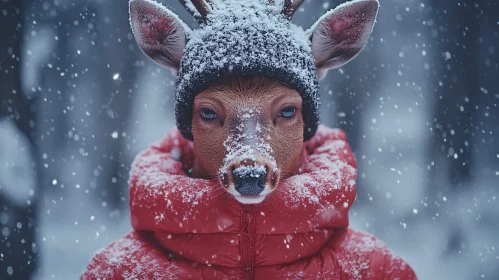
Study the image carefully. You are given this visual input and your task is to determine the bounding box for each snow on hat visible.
[129,0,379,141]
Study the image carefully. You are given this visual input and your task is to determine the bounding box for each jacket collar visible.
[129,125,357,264]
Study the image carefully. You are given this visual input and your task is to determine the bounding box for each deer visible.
[129,0,379,204]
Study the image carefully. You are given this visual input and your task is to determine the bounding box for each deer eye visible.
[280,106,296,119]
[200,108,217,121]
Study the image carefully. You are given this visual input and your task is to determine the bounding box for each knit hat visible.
[175,1,319,141]
[129,0,379,141]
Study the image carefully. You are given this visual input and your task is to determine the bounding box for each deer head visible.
[129,0,378,204]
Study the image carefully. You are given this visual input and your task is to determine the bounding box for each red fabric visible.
[81,126,417,280]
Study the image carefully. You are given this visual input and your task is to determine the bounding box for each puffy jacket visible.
[81,126,417,280]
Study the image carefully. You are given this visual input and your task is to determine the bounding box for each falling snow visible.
[0,0,497,279]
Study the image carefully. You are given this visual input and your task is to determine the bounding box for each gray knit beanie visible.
[175,1,319,141]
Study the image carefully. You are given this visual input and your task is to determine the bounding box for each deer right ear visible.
[309,0,379,80]
[129,0,188,73]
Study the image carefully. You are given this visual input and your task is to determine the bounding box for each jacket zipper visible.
[240,205,255,280]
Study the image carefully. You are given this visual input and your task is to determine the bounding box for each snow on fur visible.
[219,106,278,181]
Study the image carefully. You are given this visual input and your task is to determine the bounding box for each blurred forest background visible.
[1,0,498,279]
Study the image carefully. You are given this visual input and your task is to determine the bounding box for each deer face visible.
[190,77,305,204]
[129,0,379,204]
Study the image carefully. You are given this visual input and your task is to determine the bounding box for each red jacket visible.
[81,126,416,280]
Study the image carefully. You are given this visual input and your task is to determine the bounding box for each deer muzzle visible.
[219,110,280,204]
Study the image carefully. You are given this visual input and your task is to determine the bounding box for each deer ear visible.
[310,0,379,80]
[129,0,188,73]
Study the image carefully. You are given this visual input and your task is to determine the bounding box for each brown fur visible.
[191,76,306,192]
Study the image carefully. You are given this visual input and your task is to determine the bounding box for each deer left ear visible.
[309,0,379,80]
[129,0,189,74]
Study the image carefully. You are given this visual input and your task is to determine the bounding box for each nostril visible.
[232,165,267,196]
[257,173,266,189]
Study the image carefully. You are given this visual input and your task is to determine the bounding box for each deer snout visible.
[223,159,279,204]
[232,165,267,196]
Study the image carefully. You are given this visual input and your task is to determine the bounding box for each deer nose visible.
[232,165,267,196]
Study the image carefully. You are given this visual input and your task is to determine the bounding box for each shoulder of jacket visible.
[80,231,155,279]
[332,228,417,279]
